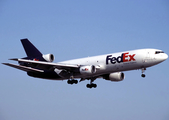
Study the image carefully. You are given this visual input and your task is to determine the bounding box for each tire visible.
[141,74,146,78]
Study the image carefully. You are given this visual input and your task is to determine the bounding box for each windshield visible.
[155,51,164,54]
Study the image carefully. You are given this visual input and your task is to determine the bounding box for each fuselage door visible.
[143,50,154,63]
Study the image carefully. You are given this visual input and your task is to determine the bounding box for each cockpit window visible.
[155,51,164,54]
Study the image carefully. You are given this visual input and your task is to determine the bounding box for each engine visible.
[80,65,96,75]
[103,72,125,82]
[42,54,54,62]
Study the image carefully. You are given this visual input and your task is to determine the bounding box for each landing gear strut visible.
[86,78,97,89]
[141,68,146,78]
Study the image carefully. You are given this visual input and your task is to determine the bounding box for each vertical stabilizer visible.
[21,38,42,57]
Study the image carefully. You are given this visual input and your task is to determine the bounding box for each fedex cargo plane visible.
[3,39,168,88]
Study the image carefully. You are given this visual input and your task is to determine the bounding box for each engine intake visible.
[80,65,96,75]
[42,54,54,62]
[103,72,125,82]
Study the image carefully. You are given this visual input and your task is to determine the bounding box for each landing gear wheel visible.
[93,84,97,88]
[86,83,97,88]
[67,80,73,84]
[73,80,78,84]
[67,80,78,85]
[86,84,91,88]
[141,74,146,78]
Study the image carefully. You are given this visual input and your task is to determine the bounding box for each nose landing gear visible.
[141,68,146,78]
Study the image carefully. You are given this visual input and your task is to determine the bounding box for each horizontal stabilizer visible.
[2,63,44,72]
[9,58,19,61]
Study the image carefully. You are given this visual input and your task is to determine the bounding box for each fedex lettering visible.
[106,52,136,64]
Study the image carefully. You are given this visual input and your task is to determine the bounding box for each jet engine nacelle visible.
[103,72,125,82]
[42,54,54,62]
[80,65,96,75]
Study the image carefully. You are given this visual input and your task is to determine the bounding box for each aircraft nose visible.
[156,53,168,61]
[155,53,168,63]
[163,53,168,60]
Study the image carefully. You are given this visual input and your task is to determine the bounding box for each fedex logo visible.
[82,68,88,71]
[106,52,136,64]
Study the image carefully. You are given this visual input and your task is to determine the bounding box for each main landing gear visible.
[86,83,97,88]
[67,79,78,84]
[67,73,97,88]
[141,68,146,78]
[86,78,97,89]
[67,74,78,85]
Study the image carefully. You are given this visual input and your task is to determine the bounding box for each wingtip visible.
[9,58,19,61]
[2,63,10,66]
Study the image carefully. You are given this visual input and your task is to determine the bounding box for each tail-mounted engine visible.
[80,65,96,75]
[19,53,55,66]
[103,72,125,82]
[42,54,54,62]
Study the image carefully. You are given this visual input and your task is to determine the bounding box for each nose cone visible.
[156,53,168,62]
[164,53,168,60]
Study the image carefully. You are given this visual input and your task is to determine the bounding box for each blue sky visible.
[1,0,169,120]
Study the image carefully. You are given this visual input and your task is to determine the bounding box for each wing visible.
[10,58,80,72]
[2,63,44,72]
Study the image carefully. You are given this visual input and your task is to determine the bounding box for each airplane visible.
[2,39,168,88]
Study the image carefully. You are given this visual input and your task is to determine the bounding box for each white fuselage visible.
[59,49,168,79]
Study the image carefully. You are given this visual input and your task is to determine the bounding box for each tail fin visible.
[21,38,42,57]
[20,39,54,62]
